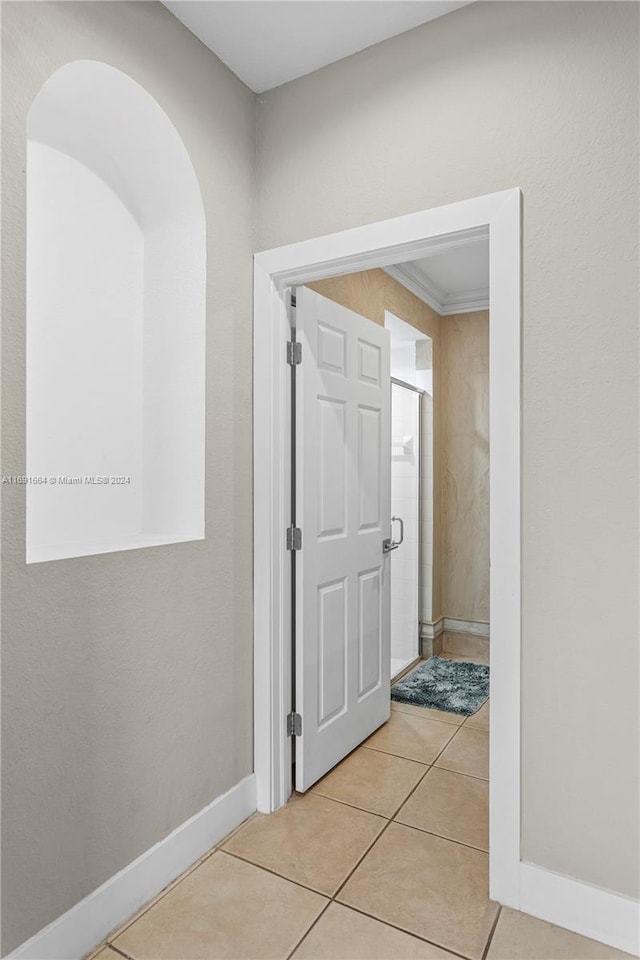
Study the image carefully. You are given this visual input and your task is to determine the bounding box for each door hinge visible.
[287,525,302,551]
[287,712,302,737]
[287,340,302,365]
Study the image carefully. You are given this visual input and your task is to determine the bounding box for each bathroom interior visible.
[306,244,491,697]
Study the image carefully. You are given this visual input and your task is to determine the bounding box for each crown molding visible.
[384,262,489,316]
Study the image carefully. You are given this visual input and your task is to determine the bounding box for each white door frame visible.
[253,188,522,908]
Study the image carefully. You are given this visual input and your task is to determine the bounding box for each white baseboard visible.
[443,617,490,638]
[420,617,444,640]
[420,618,491,640]
[519,861,640,957]
[6,774,257,960]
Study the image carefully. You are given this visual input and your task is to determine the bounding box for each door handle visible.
[383,516,404,553]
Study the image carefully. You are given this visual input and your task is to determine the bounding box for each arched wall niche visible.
[26,60,206,562]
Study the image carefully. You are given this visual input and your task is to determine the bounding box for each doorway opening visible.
[253,189,521,908]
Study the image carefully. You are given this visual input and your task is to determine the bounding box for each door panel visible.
[358,405,381,530]
[295,286,391,791]
[318,398,347,538]
[358,568,381,698]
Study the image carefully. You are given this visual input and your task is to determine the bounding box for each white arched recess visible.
[26,61,205,562]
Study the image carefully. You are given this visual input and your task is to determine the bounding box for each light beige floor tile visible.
[391,700,465,726]
[487,907,634,959]
[435,726,489,779]
[338,822,498,960]
[85,948,120,960]
[365,711,456,764]
[293,903,457,959]
[312,746,427,817]
[114,851,326,960]
[396,766,489,851]
[222,793,385,895]
[465,698,490,731]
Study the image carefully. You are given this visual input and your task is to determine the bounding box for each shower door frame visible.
[389,376,424,680]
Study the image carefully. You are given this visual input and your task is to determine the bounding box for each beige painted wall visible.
[442,312,489,623]
[1,2,256,952]
[259,2,639,899]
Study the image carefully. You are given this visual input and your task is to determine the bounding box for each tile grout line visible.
[433,763,489,781]
[390,819,490,856]
[331,813,397,902]
[312,762,432,818]
[284,899,333,960]
[364,717,459,765]
[106,944,136,960]
[220,847,334,899]
[481,904,503,960]
[391,705,464,728]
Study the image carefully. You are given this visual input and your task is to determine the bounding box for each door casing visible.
[253,188,522,909]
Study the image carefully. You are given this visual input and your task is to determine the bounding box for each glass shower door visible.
[390,380,421,679]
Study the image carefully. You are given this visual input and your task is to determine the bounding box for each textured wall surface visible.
[1,2,256,951]
[260,2,639,898]
[442,312,490,623]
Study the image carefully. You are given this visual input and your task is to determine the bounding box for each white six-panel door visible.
[294,286,391,791]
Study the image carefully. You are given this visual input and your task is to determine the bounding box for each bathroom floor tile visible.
[486,907,634,959]
[435,726,489,779]
[222,793,385,895]
[365,711,456,764]
[465,698,490,731]
[292,902,457,959]
[114,851,326,959]
[391,700,465,726]
[395,766,489,851]
[338,822,498,960]
[312,745,427,817]
[87,949,121,960]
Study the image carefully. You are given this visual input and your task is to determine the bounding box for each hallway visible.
[86,679,629,960]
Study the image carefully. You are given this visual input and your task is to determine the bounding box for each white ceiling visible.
[162,1,473,93]
[387,239,489,315]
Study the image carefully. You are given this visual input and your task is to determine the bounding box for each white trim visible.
[419,617,444,640]
[443,617,490,638]
[442,288,489,315]
[519,862,640,957]
[253,189,522,916]
[384,262,489,315]
[5,775,257,960]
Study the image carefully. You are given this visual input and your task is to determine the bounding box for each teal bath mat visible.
[391,656,489,716]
